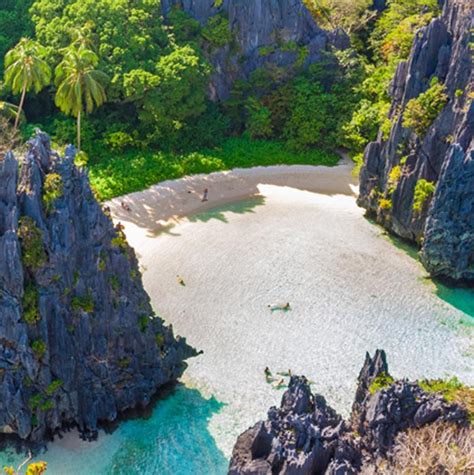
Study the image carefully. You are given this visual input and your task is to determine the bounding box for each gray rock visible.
[0,132,195,446]
[161,0,347,100]
[421,143,474,281]
[228,350,469,474]
[357,0,474,282]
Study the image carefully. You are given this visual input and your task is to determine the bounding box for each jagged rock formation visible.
[161,0,348,100]
[358,0,473,282]
[228,350,469,474]
[0,133,194,446]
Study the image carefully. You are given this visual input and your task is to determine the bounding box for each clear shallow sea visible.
[1,188,472,474]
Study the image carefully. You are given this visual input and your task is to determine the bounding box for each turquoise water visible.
[384,229,474,327]
[436,285,474,322]
[0,386,228,475]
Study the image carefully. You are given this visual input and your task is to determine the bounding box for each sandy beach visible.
[106,160,472,459]
[107,159,358,243]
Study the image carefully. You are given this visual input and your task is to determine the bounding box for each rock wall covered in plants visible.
[358,0,473,282]
[0,133,194,445]
[161,0,348,100]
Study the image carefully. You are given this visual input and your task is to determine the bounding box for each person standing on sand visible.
[264,367,273,383]
[202,188,208,202]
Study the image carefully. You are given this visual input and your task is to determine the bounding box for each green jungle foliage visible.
[22,283,41,325]
[413,179,435,213]
[31,339,47,359]
[0,0,446,199]
[42,172,63,213]
[403,78,448,137]
[89,137,340,200]
[17,216,46,271]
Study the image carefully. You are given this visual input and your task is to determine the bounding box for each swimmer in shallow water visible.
[273,378,286,389]
[268,302,291,312]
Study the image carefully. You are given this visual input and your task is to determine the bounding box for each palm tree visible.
[0,100,20,120]
[54,46,108,151]
[4,38,51,131]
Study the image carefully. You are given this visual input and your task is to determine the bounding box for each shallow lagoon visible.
[1,184,472,474]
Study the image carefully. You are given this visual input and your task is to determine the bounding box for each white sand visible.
[107,161,473,458]
[108,160,358,242]
[2,161,471,474]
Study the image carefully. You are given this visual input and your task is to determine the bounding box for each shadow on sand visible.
[109,162,357,236]
[187,196,266,225]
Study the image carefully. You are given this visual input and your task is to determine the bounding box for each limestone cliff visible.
[358,0,473,282]
[0,133,194,445]
[161,0,347,100]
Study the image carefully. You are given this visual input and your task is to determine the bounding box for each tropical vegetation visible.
[0,0,444,199]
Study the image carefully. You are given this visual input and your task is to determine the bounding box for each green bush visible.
[403,78,448,138]
[18,216,46,271]
[29,394,43,410]
[155,333,165,347]
[245,97,273,139]
[104,131,135,151]
[387,165,402,194]
[139,316,149,332]
[413,179,435,213]
[71,293,95,313]
[379,198,393,211]
[201,14,232,46]
[43,172,63,213]
[118,357,131,368]
[45,379,63,396]
[420,377,473,422]
[180,153,226,176]
[31,339,47,359]
[29,393,54,411]
[369,372,395,394]
[167,7,201,43]
[109,275,120,292]
[39,399,55,411]
[111,230,128,251]
[22,283,41,325]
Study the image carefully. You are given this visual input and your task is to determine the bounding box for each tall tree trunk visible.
[13,82,27,132]
[77,110,81,152]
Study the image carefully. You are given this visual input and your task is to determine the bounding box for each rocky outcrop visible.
[228,350,469,474]
[358,0,473,282]
[162,0,348,100]
[0,133,195,446]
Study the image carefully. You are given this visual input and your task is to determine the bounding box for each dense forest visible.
[0,0,441,199]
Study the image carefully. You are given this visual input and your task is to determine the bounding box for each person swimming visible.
[273,378,285,389]
[267,302,291,312]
